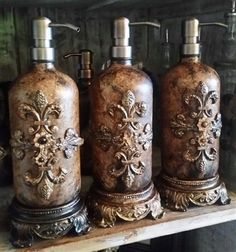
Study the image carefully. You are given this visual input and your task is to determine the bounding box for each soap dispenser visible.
[9,17,89,247]
[88,17,164,227]
[159,17,230,211]
[210,0,236,191]
[64,49,94,175]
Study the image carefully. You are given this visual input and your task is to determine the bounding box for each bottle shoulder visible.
[162,60,220,84]
[94,63,152,87]
[10,64,78,93]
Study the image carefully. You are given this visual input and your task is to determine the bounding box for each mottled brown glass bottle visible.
[158,18,230,211]
[8,17,89,248]
[88,17,163,227]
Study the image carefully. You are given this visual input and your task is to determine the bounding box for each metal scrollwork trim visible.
[94,90,152,189]
[159,181,230,211]
[90,192,163,227]
[10,197,90,248]
[171,82,222,177]
[11,90,83,200]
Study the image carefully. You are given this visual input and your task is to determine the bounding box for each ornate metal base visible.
[10,196,90,248]
[88,183,164,227]
[158,174,231,211]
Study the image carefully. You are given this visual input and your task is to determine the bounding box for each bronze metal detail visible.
[0,146,7,160]
[108,90,147,130]
[158,174,230,211]
[11,90,83,200]
[10,196,90,248]
[160,56,230,211]
[171,82,222,178]
[90,63,163,226]
[94,90,152,189]
[88,183,164,227]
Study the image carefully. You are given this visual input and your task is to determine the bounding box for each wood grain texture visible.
[0,0,227,83]
[0,181,236,252]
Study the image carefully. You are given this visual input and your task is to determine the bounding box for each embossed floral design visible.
[95,90,151,189]
[212,113,222,138]
[10,130,31,160]
[58,128,84,159]
[33,131,57,167]
[18,90,61,136]
[171,114,195,138]
[197,117,211,132]
[11,90,83,200]
[171,82,222,178]
[109,147,145,188]
[136,123,153,150]
[108,90,147,131]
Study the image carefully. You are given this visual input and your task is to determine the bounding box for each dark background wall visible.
[0,0,229,83]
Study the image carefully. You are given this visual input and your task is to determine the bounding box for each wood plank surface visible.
[0,182,236,252]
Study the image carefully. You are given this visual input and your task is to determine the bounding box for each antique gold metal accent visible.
[10,196,90,248]
[94,90,151,189]
[11,90,83,200]
[158,174,230,211]
[160,80,230,211]
[90,89,163,225]
[171,82,221,178]
[88,183,164,227]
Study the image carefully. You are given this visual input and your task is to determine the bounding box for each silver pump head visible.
[182,17,200,56]
[112,17,132,59]
[32,17,80,62]
[111,17,161,59]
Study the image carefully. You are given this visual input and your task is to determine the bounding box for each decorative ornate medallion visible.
[89,183,164,227]
[171,82,222,178]
[10,90,83,200]
[94,90,152,188]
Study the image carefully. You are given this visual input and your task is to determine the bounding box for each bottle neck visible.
[181,55,200,63]
[111,58,132,66]
[32,61,55,70]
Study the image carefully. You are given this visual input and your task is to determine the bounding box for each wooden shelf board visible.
[0,184,236,252]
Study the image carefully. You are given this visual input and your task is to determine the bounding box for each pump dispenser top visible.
[32,17,80,62]
[111,17,161,60]
[88,16,163,227]
[8,16,89,247]
[159,16,230,211]
[182,18,200,56]
[112,17,131,59]
[64,49,93,84]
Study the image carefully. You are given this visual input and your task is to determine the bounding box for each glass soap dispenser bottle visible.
[64,49,94,175]
[88,17,164,227]
[9,17,89,247]
[213,0,236,191]
[159,17,230,211]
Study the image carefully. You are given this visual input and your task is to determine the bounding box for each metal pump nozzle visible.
[32,17,80,62]
[182,17,200,56]
[112,17,132,59]
[64,50,93,82]
[111,17,161,59]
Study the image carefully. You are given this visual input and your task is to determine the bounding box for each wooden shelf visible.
[0,179,236,252]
